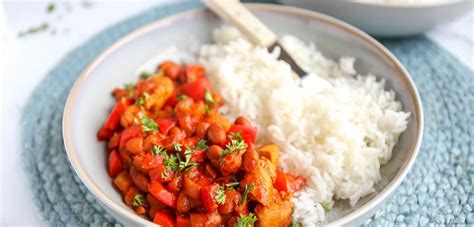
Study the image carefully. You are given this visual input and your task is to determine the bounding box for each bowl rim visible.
[63,3,423,226]
[347,0,467,8]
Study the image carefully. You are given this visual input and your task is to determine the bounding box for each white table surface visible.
[1,1,473,226]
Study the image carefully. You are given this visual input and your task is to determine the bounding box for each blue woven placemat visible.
[21,2,473,226]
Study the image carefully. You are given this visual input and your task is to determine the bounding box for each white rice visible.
[198,26,410,226]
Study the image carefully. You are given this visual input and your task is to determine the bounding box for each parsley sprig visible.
[196,139,208,150]
[235,212,257,227]
[204,89,215,104]
[214,186,226,205]
[221,131,247,157]
[132,194,143,207]
[141,115,158,132]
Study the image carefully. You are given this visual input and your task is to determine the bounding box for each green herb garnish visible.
[18,23,49,37]
[132,194,143,207]
[177,148,198,172]
[235,212,257,227]
[177,94,187,101]
[173,143,182,152]
[205,104,211,115]
[139,71,151,80]
[141,115,158,132]
[135,97,144,106]
[204,90,215,104]
[321,201,330,213]
[240,183,254,205]
[124,83,134,89]
[225,182,240,188]
[161,172,168,179]
[143,92,150,100]
[291,220,299,227]
[152,146,165,156]
[196,139,208,150]
[46,3,55,13]
[221,131,247,157]
[215,186,226,205]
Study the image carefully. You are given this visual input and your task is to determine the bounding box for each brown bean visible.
[207,145,223,160]
[177,192,191,213]
[207,123,226,145]
[195,122,210,138]
[126,137,143,154]
[234,116,251,126]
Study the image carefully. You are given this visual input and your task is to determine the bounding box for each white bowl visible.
[281,0,473,37]
[63,3,423,226]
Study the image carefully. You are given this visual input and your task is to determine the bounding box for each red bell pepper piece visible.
[165,91,178,107]
[228,124,258,146]
[153,211,176,227]
[156,118,176,135]
[97,127,113,141]
[149,181,177,208]
[176,215,191,227]
[190,149,206,163]
[104,98,131,131]
[149,164,174,183]
[182,65,205,83]
[107,150,123,177]
[118,125,143,149]
[180,78,210,101]
[199,183,219,213]
[274,169,306,193]
[141,152,164,170]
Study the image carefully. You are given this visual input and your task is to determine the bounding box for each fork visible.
[204,0,320,81]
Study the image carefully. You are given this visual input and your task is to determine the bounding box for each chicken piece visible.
[241,159,278,206]
[254,199,293,227]
[258,144,280,165]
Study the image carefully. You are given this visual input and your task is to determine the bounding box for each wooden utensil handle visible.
[204,0,277,47]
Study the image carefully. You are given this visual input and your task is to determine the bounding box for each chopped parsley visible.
[205,104,211,115]
[235,213,257,227]
[132,194,143,207]
[135,97,144,106]
[177,147,198,172]
[18,23,49,37]
[240,183,254,205]
[143,92,150,99]
[151,146,165,156]
[225,182,240,188]
[177,94,187,101]
[196,139,208,150]
[46,3,55,13]
[161,172,168,179]
[221,131,247,157]
[173,143,182,152]
[139,71,151,80]
[204,90,215,104]
[214,186,226,205]
[291,220,299,227]
[321,201,330,213]
[141,115,158,132]
[123,83,134,89]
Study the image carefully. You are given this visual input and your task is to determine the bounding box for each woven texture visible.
[21,2,473,226]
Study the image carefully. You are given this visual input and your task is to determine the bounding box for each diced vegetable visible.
[176,215,191,227]
[153,211,176,227]
[149,181,177,208]
[113,171,131,192]
[228,125,257,146]
[107,150,123,177]
[141,152,164,170]
[149,164,174,183]
[156,118,176,135]
[180,78,210,101]
[257,144,280,165]
[104,98,131,130]
[199,183,219,213]
[274,169,306,193]
[119,125,143,149]
[159,61,181,80]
